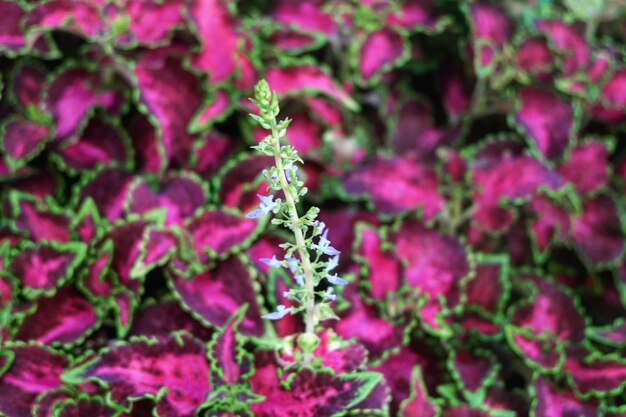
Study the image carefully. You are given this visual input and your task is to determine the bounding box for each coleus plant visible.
[1,0,626,416]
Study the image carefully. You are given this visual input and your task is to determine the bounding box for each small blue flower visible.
[245,194,278,219]
[261,305,292,320]
[326,273,347,286]
[326,254,340,271]
[324,287,336,301]
[294,274,305,286]
[312,229,340,256]
[285,257,299,273]
[260,256,283,268]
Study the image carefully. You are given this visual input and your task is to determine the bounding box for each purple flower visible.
[261,305,292,320]
[260,256,283,268]
[326,254,339,271]
[324,287,336,301]
[245,194,278,219]
[326,273,347,286]
[285,257,299,273]
[312,229,340,256]
[294,274,304,286]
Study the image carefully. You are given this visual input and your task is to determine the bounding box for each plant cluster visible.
[1,0,626,416]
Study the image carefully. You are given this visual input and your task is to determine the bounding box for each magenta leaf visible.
[187,0,239,84]
[515,37,553,79]
[357,28,409,84]
[45,67,122,142]
[389,220,469,332]
[0,344,68,417]
[449,349,499,395]
[129,300,213,342]
[557,141,608,195]
[468,1,511,75]
[265,65,358,110]
[0,0,26,52]
[51,396,120,417]
[564,346,626,397]
[1,118,50,168]
[250,366,384,417]
[126,174,205,227]
[514,88,574,159]
[134,50,202,166]
[55,117,131,172]
[532,379,600,417]
[77,239,114,300]
[189,89,233,133]
[127,115,167,174]
[587,319,626,347]
[342,157,444,219]
[187,131,237,178]
[217,154,274,211]
[10,192,71,242]
[272,0,336,37]
[184,209,264,264]
[10,241,86,298]
[471,152,562,232]
[535,20,590,77]
[399,367,440,417]
[16,286,100,345]
[571,195,625,265]
[10,63,46,108]
[208,307,252,387]
[528,195,570,255]
[75,167,134,222]
[354,224,402,301]
[594,68,626,122]
[506,274,585,371]
[119,0,185,46]
[63,332,212,417]
[169,256,264,336]
[386,0,442,31]
[25,0,106,38]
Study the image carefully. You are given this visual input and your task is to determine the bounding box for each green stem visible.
[270,122,317,364]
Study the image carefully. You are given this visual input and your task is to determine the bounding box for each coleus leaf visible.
[467,1,511,76]
[216,154,273,212]
[460,255,510,336]
[169,256,264,336]
[25,0,106,38]
[127,115,167,174]
[514,88,575,159]
[1,118,50,169]
[386,0,442,31]
[187,131,237,178]
[9,192,71,242]
[55,117,131,173]
[564,346,626,397]
[571,195,625,265]
[531,378,600,417]
[63,332,212,417]
[50,396,121,417]
[16,286,100,346]
[0,343,68,417]
[506,274,585,372]
[45,67,122,142]
[77,239,113,299]
[129,300,213,342]
[183,209,264,264]
[265,65,358,110]
[535,20,590,77]
[389,220,470,333]
[250,365,385,417]
[593,68,626,123]
[117,0,185,46]
[187,0,240,84]
[448,349,500,396]
[189,89,233,133]
[126,173,206,227]
[528,195,570,256]
[355,28,409,85]
[587,319,626,347]
[471,150,563,232]
[556,141,608,195]
[112,288,138,338]
[272,0,335,37]
[342,157,444,219]
[399,366,441,417]
[0,0,26,52]
[9,241,86,298]
[75,167,134,222]
[134,49,202,166]
[208,306,253,387]
[10,63,47,108]
[354,223,402,302]
[515,37,553,80]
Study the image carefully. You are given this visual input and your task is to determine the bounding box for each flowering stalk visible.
[246,80,345,364]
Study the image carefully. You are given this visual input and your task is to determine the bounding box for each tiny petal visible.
[326,254,340,271]
[260,256,283,268]
[294,274,305,286]
[261,305,292,320]
[285,257,299,273]
[326,273,348,286]
[245,208,265,219]
[324,287,336,301]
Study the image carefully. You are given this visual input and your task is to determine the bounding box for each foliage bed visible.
[1,0,626,416]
